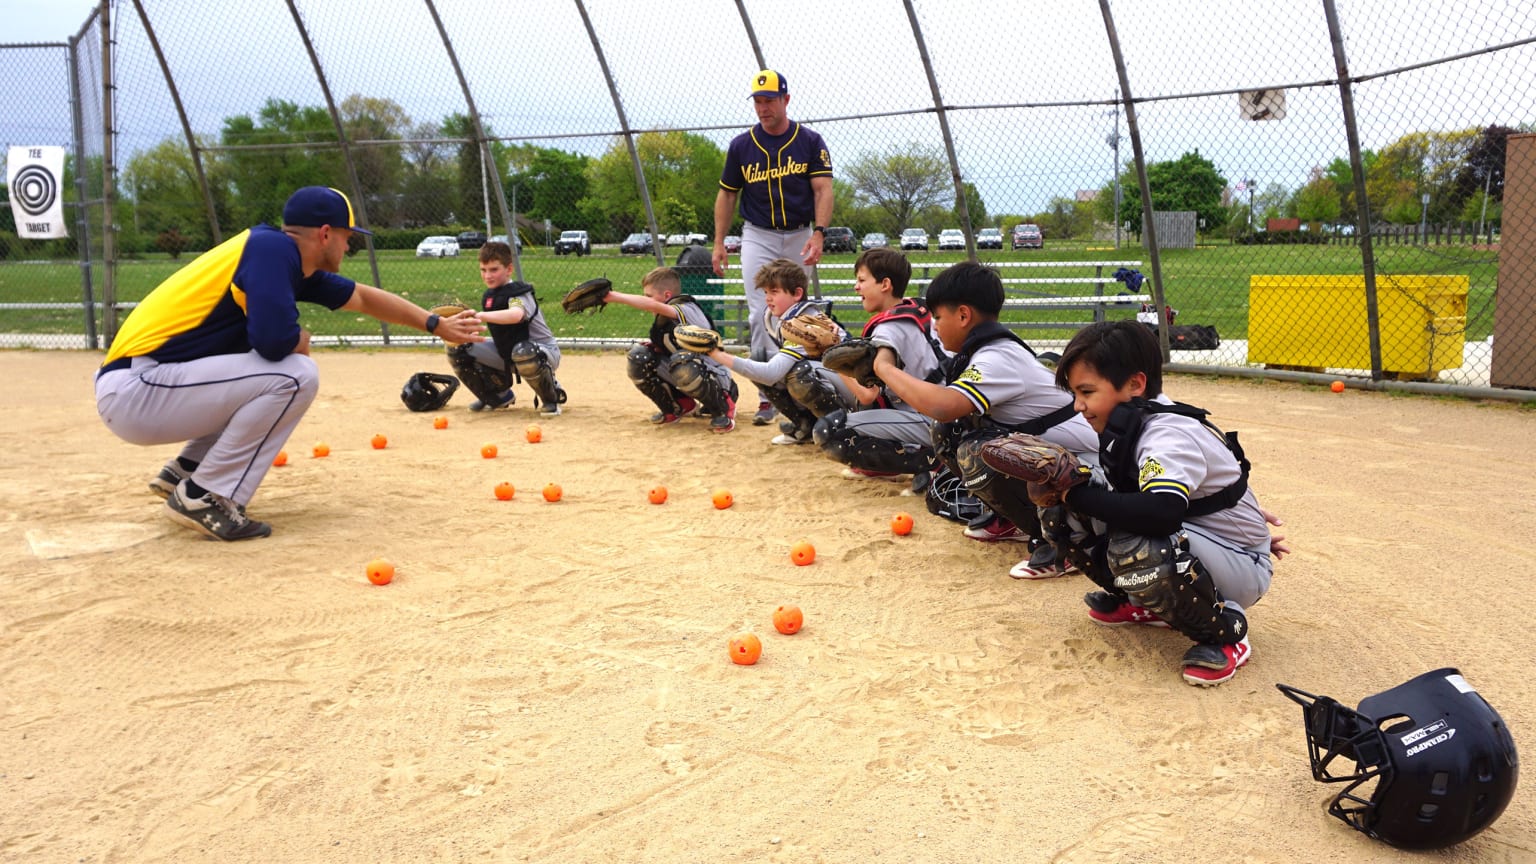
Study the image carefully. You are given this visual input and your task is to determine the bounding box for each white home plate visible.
[26,522,163,559]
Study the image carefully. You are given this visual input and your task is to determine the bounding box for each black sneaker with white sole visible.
[164,481,272,541]
[148,459,190,499]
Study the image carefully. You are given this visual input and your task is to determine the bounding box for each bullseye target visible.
[12,165,58,216]
[6,146,68,239]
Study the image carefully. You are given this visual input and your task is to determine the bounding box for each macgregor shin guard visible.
[1106,531,1247,644]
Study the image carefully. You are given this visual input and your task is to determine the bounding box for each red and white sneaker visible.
[962,516,1029,543]
[1180,636,1252,687]
[1083,591,1169,627]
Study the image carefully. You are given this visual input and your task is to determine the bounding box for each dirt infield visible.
[2,349,1532,862]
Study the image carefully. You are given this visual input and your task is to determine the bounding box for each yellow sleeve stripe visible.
[1142,478,1190,497]
[779,346,808,361]
[952,380,989,411]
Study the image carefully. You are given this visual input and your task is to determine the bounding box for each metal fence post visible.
[1098,0,1169,359]
[66,31,97,349]
[131,0,221,245]
[903,0,976,262]
[283,0,389,340]
[424,0,519,280]
[574,0,664,267]
[99,0,118,346]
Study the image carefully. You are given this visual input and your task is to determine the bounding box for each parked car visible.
[489,233,522,252]
[620,232,657,255]
[900,228,929,250]
[823,226,856,253]
[723,234,742,253]
[861,232,888,250]
[937,229,966,251]
[554,230,590,256]
[456,230,488,250]
[976,228,1003,249]
[665,232,708,247]
[1012,223,1043,249]
[415,235,460,258]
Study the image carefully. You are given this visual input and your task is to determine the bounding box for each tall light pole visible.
[1419,191,1430,241]
[1246,179,1256,233]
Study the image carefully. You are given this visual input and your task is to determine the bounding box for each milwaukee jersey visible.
[719,121,832,230]
[1126,395,1271,549]
[102,225,355,366]
[947,339,1097,454]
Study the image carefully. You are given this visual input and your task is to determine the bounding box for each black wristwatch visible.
[425,313,441,334]
[812,226,826,235]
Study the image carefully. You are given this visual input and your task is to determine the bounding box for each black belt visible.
[749,222,809,232]
[97,356,133,379]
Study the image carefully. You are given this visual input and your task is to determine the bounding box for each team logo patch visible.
[1138,458,1165,487]
[757,74,768,87]
[819,148,830,167]
[956,366,983,384]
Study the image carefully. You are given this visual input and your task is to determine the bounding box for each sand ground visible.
[1,349,1532,863]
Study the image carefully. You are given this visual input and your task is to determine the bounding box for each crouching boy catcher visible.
[980,320,1288,686]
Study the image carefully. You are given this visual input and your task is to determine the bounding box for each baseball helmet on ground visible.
[401,372,460,412]
[1276,668,1518,850]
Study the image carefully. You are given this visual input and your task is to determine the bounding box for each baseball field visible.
[1,349,1531,861]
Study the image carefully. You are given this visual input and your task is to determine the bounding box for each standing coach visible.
[713,69,834,426]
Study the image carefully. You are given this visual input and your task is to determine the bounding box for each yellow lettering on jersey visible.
[1138,458,1165,488]
[743,156,809,185]
[956,366,983,384]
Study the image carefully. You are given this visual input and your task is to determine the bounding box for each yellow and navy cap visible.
[750,69,788,98]
[282,186,372,236]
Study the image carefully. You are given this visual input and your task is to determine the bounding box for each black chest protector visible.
[649,295,714,355]
[946,322,1075,435]
[1100,398,1251,518]
[483,280,538,362]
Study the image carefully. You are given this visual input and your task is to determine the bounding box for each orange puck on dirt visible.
[542,483,563,502]
[494,482,515,501]
[313,442,330,458]
[772,605,803,635]
[480,443,497,459]
[728,632,762,665]
[790,541,816,566]
[648,486,668,505]
[371,433,388,450]
[272,450,288,467]
[526,424,542,444]
[366,558,395,586]
[712,489,734,510]
[891,512,914,535]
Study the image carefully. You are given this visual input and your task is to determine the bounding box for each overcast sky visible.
[4,1,1533,215]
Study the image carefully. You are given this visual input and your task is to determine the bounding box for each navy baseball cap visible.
[750,69,788,98]
[282,186,372,236]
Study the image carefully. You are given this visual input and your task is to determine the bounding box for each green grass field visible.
[0,238,1498,344]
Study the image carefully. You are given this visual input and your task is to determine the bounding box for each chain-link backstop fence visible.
[2,0,1534,396]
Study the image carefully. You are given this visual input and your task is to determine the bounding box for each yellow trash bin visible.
[1247,274,1468,379]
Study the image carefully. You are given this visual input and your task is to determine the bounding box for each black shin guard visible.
[668,353,730,416]
[627,343,680,414]
[955,434,1043,541]
[785,360,845,417]
[511,342,565,408]
[447,344,513,405]
[1106,531,1247,645]
[763,385,815,432]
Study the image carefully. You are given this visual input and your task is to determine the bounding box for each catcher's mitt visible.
[562,277,612,314]
[779,311,842,357]
[978,434,1092,508]
[673,324,723,353]
[822,338,899,388]
[430,302,471,319]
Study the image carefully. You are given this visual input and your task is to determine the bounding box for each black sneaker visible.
[710,395,737,433]
[148,459,190,499]
[164,481,272,541]
[470,390,515,412]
